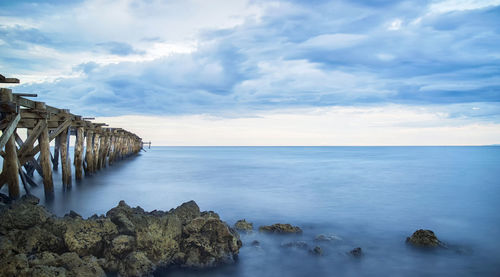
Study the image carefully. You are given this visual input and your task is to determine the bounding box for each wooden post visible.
[0,89,20,198]
[53,135,60,170]
[97,133,106,170]
[74,126,84,180]
[84,129,94,175]
[108,134,116,165]
[35,102,53,193]
[59,111,72,187]
[93,131,100,171]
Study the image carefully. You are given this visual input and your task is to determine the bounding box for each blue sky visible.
[1,0,499,145]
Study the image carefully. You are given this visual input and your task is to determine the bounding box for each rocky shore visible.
[0,195,242,277]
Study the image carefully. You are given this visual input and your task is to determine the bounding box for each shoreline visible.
[0,195,241,277]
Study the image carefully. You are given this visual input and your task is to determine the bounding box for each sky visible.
[1,0,499,145]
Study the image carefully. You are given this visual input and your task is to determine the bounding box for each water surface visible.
[18,146,500,276]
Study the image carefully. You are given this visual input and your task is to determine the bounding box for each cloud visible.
[2,0,499,133]
[96,41,144,56]
[96,105,500,146]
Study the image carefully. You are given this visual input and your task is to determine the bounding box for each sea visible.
[9,146,500,276]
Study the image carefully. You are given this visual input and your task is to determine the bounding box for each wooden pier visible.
[0,74,144,199]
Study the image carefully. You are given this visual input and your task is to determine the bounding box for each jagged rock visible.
[406,229,442,247]
[314,234,342,242]
[259,223,302,234]
[63,217,118,256]
[234,219,253,232]
[0,253,30,277]
[110,235,135,257]
[180,216,242,267]
[0,195,50,231]
[133,212,182,264]
[171,200,201,224]
[281,241,308,249]
[0,199,241,277]
[106,201,136,235]
[310,246,323,256]
[119,251,155,277]
[30,265,67,277]
[201,211,220,219]
[349,247,362,257]
[7,225,65,254]
[65,210,82,219]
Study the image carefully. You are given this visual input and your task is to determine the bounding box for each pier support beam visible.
[84,130,94,175]
[93,132,100,172]
[52,135,60,171]
[59,112,72,187]
[4,131,20,198]
[74,126,84,180]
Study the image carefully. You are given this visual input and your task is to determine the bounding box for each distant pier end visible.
[0,74,144,198]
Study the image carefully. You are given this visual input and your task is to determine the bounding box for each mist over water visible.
[20,146,500,276]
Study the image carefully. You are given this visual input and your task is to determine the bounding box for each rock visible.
[259,223,302,234]
[234,219,253,232]
[314,234,342,242]
[281,241,308,249]
[406,229,442,247]
[349,247,362,257]
[0,199,241,277]
[19,194,40,205]
[65,210,82,219]
[7,225,65,254]
[63,217,118,257]
[171,200,201,224]
[251,240,260,246]
[133,213,182,264]
[30,265,67,277]
[110,235,135,257]
[106,201,136,235]
[180,216,242,267]
[0,197,50,231]
[310,246,323,256]
[201,211,220,219]
[119,251,154,277]
[0,253,30,277]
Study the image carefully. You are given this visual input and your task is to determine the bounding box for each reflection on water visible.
[10,146,500,276]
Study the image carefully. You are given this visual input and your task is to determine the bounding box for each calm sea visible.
[18,146,500,276]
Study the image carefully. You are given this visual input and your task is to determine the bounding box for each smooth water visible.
[15,147,500,276]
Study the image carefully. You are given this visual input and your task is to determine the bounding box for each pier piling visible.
[0,74,144,199]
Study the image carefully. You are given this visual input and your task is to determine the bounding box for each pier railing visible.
[0,74,143,198]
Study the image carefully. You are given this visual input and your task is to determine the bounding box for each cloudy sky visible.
[1,0,499,145]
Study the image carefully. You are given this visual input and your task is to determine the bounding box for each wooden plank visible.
[0,113,20,150]
[17,119,46,159]
[0,74,20,83]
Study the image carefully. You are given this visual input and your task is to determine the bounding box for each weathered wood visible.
[108,135,116,165]
[0,113,20,150]
[19,168,30,194]
[53,135,60,171]
[84,130,94,175]
[13,132,44,178]
[59,126,72,187]
[74,127,84,180]
[38,119,53,193]
[4,133,20,198]
[17,119,46,159]
[93,132,100,171]
[0,74,20,83]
